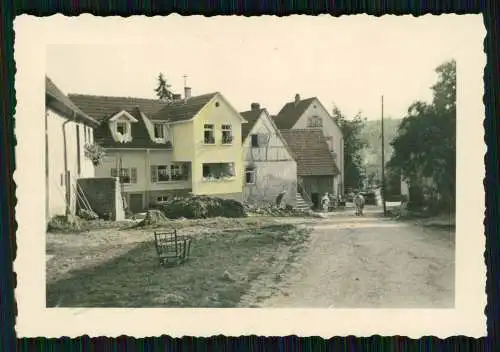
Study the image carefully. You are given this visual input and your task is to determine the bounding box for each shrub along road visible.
[247,211,455,308]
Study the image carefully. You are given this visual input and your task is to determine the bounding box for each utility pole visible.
[381,95,387,216]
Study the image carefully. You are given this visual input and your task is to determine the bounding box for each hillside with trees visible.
[359,118,402,188]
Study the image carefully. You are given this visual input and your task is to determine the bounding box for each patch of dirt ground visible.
[46,217,313,307]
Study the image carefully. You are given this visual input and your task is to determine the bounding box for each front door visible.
[128,193,144,214]
[310,192,320,209]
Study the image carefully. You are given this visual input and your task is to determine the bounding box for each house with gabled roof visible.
[274,93,344,196]
[280,129,340,209]
[45,76,101,220]
[240,103,297,207]
[69,87,247,213]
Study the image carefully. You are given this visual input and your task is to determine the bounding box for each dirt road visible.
[256,211,455,308]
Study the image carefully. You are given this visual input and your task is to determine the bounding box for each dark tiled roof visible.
[150,92,218,122]
[69,94,171,149]
[68,94,168,121]
[273,97,316,129]
[240,108,265,142]
[46,77,99,126]
[279,129,339,176]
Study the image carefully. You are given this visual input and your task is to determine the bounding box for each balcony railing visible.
[244,146,290,162]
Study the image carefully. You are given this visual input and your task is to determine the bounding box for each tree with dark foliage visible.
[388,59,456,212]
[154,73,174,103]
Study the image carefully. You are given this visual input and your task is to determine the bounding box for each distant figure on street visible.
[354,192,365,216]
[321,193,330,213]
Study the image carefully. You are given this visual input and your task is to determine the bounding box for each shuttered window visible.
[150,165,157,183]
[130,168,137,183]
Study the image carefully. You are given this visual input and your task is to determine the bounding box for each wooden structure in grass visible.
[154,229,192,266]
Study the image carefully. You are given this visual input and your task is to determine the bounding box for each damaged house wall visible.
[242,107,297,206]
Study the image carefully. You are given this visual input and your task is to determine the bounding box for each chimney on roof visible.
[294,93,301,106]
[251,102,260,111]
[184,87,192,102]
[172,93,182,100]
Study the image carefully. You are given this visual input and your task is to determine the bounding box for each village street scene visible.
[44,19,456,308]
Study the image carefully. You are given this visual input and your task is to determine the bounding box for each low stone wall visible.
[77,177,125,221]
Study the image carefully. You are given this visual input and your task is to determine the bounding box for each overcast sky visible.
[46,14,482,120]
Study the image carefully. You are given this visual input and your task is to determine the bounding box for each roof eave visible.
[46,93,100,127]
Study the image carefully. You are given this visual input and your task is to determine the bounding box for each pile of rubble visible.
[245,203,310,217]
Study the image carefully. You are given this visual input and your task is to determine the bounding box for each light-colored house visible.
[280,129,339,210]
[45,77,100,220]
[273,94,344,196]
[240,103,297,207]
[70,88,247,213]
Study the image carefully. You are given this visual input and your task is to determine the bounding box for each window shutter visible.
[151,165,157,183]
[111,168,117,177]
[131,168,137,183]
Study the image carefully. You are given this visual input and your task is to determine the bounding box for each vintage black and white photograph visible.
[15,14,485,337]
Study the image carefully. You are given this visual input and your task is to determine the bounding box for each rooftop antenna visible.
[183,74,188,89]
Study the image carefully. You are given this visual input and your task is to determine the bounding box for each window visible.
[250,133,268,148]
[221,124,233,144]
[116,122,128,135]
[157,165,170,182]
[151,163,189,183]
[245,166,256,184]
[202,162,235,181]
[157,195,169,203]
[111,167,137,184]
[204,124,215,144]
[307,116,322,128]
[171,164,189,181]
[154,123,165,139]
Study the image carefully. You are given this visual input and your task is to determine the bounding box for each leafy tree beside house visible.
[154,73,174,103]
[388,59,456,212]
[332,106,367,191]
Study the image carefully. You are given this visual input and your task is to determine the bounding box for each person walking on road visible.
[354,192,365,216]
[321,193,330,213]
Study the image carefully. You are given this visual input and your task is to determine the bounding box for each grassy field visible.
[46,217,312,307]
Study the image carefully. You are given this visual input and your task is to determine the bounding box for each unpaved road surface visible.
[257,212,455,308]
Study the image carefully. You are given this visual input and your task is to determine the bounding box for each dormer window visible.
[109,110,138,143]
[116,122,128,135]
[154,123,165,139]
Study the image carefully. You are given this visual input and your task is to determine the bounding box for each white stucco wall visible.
[291,99,344,195]
[46,108,95,219]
